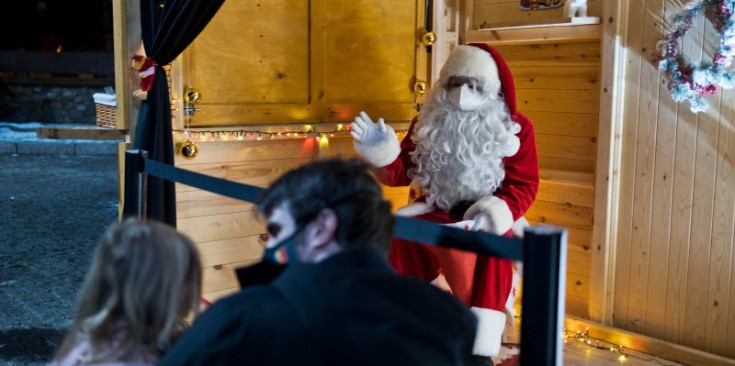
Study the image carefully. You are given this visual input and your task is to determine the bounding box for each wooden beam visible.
[465,24,601,45]
[0,74,114,86]
[112,0,129,131]
[0,51,114,75]
[36,126,125,140]
[113,0,141,132]
[564,316,735,366]
[589,0,627,324]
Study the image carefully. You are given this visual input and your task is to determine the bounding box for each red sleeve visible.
[374,117,419,187]
[494,114,539,220]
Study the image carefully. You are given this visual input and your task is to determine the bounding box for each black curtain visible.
[134,0,225,226]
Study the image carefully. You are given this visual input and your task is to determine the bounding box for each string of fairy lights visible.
[563,327,683,365]
[172,125,410,142]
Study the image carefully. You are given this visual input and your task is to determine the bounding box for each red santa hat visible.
[439,43,518,117]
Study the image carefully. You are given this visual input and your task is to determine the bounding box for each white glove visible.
[470,214,491,232]
[350,111,388,144]
[350,111,401,167]
[464,196,514,235]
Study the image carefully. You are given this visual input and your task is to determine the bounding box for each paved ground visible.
[0,154,119,365]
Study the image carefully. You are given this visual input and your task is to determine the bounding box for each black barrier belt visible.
[143,158,523,260]
[394,216,522,260]
[145,158,264,204]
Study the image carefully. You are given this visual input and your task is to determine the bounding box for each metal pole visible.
[122,149,148,219]
[520,225,567,366]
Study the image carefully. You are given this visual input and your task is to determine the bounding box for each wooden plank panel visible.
[631,0,676,336]
[202,260,258,294]
[529,220,592,254]
[681,92,721,349]
[524,111,597,138]
[493,42,601,67]
[535,134,597,161]
[626,0,663,334]
[323,136,359,157]
[178,211,266,244]
[197,235,266,268]
[681,92,721,350]
[538,156,595,174]
[612,0,645,331]
[512,66,599,90]
[516,88,598,113]
[178,195,255,219]
[526,200,593,229]
[175,158,313,193]
[323,0,417,104]
[567,295,590,319]
[645,52,676,341]
[537,179,594,208]
[705,87,735,355]
[567,249,590,277]
[566,272,589,299]
[539,168,595,185]
[466,24,601,46]
[663,3,702,344]
[190,0,310,104]
[174,139,315,166]
[192,103,417,126]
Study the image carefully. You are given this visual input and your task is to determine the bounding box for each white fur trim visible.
[470,307,506,357]
[353,126,401,168]
[463,196,514,235]
[440,45,499,85]
[510,216,529,238]
[395,202,434,217]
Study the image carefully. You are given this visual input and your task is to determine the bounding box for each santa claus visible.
[350,43,539,360]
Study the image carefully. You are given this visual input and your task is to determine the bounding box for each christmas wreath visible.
[658,0,735,112]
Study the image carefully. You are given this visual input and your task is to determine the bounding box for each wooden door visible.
[181,0,427,126]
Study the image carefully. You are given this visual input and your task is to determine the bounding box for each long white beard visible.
[408,83,520,212]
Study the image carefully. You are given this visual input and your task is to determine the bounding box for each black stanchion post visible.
[519,225,567,366]
[123,149,148,219]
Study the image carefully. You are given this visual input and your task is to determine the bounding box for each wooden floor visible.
[562,339,684,366]
[503,318,686,366]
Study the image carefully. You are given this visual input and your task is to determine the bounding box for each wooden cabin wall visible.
[613,0,735,359]
[491,41,600,319]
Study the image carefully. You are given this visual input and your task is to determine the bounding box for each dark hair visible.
[258,157,394,252]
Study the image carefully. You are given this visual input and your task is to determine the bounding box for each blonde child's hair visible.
[54,218,202,363]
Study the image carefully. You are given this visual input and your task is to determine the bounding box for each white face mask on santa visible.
[447,84,487,111]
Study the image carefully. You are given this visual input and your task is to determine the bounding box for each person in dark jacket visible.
[157,157,478,366]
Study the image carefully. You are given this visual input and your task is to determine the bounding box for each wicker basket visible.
[93,92,117,129]
[95,103,117,128]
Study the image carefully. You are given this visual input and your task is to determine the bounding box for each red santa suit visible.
[351,43,538,357]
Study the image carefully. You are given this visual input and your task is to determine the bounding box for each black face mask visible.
[235,225,304,288]
[235,190,374,288]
